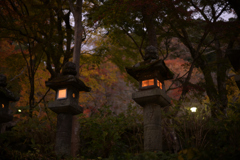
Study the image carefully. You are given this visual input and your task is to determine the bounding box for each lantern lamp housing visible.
[126,46,173,108]
[126,59,173,92]
[45,62,91,115]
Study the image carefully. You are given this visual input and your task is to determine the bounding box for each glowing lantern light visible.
[57,89,67,99]
[190,107,197,112]
[141,79,163,89]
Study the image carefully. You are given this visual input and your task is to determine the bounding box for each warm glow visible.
[58,89,67,99]
[72,93,75,98]
[18,109,22,113]
[190,107,197,112]
[142,79,154,87]
[2,104,4,108]
[157,80,162,89]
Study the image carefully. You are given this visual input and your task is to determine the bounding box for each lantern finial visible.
[144,45,159,61]
[62,62,77,76]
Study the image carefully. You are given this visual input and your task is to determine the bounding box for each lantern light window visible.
[57,89,67,99]
[142,79,154,87]
[157,80,162,89]
[2,104,4,108]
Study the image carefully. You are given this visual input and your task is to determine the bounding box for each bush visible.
[78,104,144,159]
[0,108,57,160]
[169,103,240,160]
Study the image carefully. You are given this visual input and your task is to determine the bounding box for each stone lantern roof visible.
[125,46,174,81]
[0,74,19,102]
[45,62,91,92]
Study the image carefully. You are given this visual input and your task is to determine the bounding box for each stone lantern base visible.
[48,99,83,115]
[132,88,171,152]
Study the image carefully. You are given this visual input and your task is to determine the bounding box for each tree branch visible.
[68,0,76,17]
[121,27,144,59]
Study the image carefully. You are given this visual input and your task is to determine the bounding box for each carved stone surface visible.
[48,98,83,115]
[62,62,77,76]
[55,114,72,156]
[46,75,91,92]
[125,58,173,82]
[144,104,162,151]
[132,88,171,107]
[132,88,171,152]
[144,45,159,61]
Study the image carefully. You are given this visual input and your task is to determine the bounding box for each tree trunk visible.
[142,6,158,48]
[72,13,82,76]
[69,0,83,157]
[215,38,228,115]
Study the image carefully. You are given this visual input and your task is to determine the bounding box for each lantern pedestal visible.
[133,88,171,107]
[55,114,73,156]
[48,98,83,115]
[132,88,171,152]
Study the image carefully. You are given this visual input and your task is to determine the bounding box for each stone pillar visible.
[144,104,162,151]
[133,88,170,152]
[55,114,72,156]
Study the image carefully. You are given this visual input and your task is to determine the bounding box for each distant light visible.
[190,107,197,112]
[18,109,22,113]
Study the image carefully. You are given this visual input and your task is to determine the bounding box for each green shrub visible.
[169,102,240,159]
[0,108,57,159]
[78,104,144,159]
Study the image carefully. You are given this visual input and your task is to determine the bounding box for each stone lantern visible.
[126,46,173,152]
[0,74,19,129]
[227,47,240,89]
[45,62,91,156]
